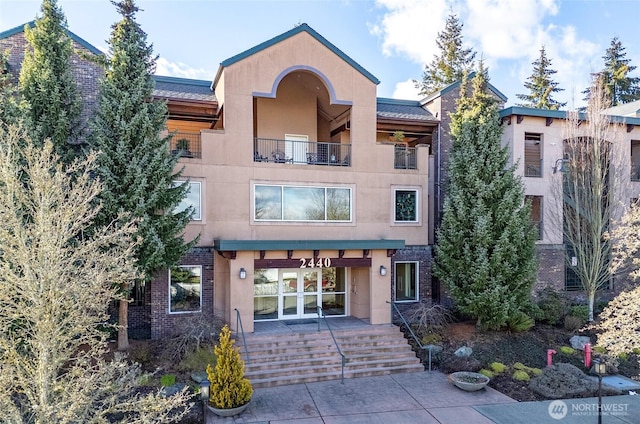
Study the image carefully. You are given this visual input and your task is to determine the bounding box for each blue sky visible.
[1,0,639,109]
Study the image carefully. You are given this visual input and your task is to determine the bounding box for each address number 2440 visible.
[299,257,332,268]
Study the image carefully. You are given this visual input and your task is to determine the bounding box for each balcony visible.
[524,159,542,177]
[170,132,201,159]
[394,145,417,170]
[254,137,351,166]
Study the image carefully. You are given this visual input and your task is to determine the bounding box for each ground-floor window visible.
[169,265,202,313]
[253,267,347,321]
[394,261,418,302]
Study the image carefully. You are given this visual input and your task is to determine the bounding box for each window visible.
[394,262,418,302]
[174,181,201,221]
[524,133,542,177]
[169,265,202,313]
[525,195,543,240]
[394,189,418,222]
[254,184,351,222]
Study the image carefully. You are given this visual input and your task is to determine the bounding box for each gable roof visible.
[420,72,508,104]
[219,23,379,85]
[603,99,640,118]
[0,21,103,56]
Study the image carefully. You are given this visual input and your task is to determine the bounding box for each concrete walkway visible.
[205,370,516,423]
[204,370,640,423]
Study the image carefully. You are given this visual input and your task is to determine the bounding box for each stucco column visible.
[369,249,392,325]
[228,251,255,333]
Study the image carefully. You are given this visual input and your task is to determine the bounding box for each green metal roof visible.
[499,106,640,125]
[220,23,379,85]
[420,72,508,103]
[214,239,405,251]
[0,21,103,56]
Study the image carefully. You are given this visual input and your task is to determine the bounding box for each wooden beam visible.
[287,250,293,259]
[546,117,553,127]
[259,250,266,260]
[363,249,370,258]
[517,115,524,124]
[628,124,635,133]
[255,257,372,268]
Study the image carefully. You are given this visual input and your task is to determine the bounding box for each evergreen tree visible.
[433,63,538,331]
[516,46,566,110]
[584,37,640,106]
[19,0,82,164]
[0,51,22,126]
[90,0,196,350]
[414,13,476,96]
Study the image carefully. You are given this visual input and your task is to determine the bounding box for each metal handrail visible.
[317,306,345,384]
[387,300,440,371]
[234,308,250,364]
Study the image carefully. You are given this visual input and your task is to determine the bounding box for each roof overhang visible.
[214,239,405,252]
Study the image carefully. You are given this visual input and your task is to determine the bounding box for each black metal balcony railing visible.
[631,164,640,182]
[254,137,351,166]
[525,159,542,177]
[170,132,201,159]
[394,145,417,170]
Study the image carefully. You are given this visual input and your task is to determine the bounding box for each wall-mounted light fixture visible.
[239,268,246,279]
[380,265,387,276]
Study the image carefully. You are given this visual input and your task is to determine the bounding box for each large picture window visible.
[254,184,351,222]
[169,265,202,313]
[394,189,418,222]
[394,261,418,302]
[174,181,201,221]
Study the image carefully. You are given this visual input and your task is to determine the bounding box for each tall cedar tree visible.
[19,0,82,165]
[414,13,476,96]
[516,46,566,110]
[434,65,538,330]
[90,0,196,350]
[584,37,640,106]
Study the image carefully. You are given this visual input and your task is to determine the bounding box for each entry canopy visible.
[213,239,405,252]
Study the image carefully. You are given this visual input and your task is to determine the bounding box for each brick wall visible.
[0,30,104,140]
[391,245,433,319]
[150,247,214,340]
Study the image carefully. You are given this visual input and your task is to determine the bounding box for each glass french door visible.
[279,269,320,319]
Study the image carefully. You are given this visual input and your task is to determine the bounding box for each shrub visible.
[178,346,218,372]
[596,286,640,355]
[569,305,590,322]
[160,374,176,387]
[207,325,253,409]
[535,287,567,325]
[406,301,454,335]
[513,370,530,381]
[593,345,607,354]
[129,342,152,365]
[560,346,575,355]
[514,362,542,376]
[490,362,507,374]
[163,315,223,363]
[506,311,534,332]
[439,355,481,374]
[421,333,443,346]
[563,315,584,332]
[479,369,494,378]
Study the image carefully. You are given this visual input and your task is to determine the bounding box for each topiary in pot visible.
[206,325,252,416]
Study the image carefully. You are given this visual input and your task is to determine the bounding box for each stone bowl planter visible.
[449,371,490,392]
[206,400,251,417]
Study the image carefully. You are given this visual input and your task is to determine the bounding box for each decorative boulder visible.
[454,346,473,357]
[569,335,591,351]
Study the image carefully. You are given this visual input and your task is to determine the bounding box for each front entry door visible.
[279,269,320,319]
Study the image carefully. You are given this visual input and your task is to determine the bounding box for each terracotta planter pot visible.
[206,400,251,417]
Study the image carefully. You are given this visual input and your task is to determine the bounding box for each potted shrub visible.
[172,138,193,158]
[205,325,252,417]
[449,371,490,391]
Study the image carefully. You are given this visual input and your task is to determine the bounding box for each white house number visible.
[299,257,332,268]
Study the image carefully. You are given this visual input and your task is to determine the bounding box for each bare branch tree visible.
[553,76,625,321]
[0,125,192,422]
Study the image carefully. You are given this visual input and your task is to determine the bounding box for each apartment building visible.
[3,21,639,339]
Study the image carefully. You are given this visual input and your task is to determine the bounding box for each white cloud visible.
[155,57,214,80]
[392,78,422,100]
[371,0,449,64]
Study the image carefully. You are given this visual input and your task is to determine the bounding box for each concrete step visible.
[235,324,423,388]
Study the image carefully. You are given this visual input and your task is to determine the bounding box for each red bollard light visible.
[547,349,557,367]
[584,342,592,368]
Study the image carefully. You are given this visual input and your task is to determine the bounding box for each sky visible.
[1,0,639,109]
